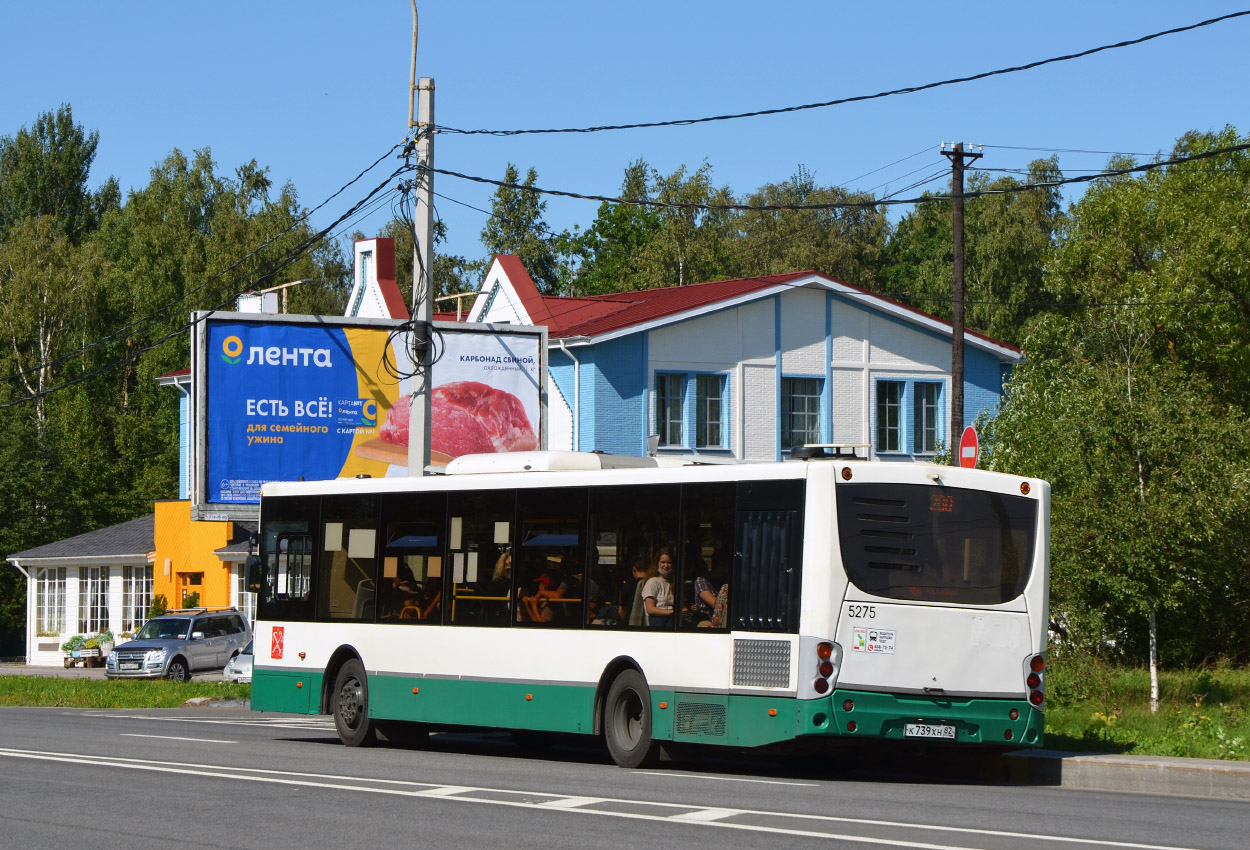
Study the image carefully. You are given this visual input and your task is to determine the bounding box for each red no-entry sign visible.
[959,426,979,468]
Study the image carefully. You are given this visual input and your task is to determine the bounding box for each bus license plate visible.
[905,723,955,739]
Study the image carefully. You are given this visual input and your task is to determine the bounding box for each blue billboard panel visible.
[204,319,403,503]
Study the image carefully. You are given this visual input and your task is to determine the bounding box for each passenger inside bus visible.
[643,548,676,627]
[626,558,653,626]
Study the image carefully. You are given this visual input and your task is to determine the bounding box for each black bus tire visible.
[603,669,661,768]
[332,659,376,747]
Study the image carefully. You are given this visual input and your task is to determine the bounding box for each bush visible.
[182,591,200,609]
[61,635,86,652]
[148,594,168,619]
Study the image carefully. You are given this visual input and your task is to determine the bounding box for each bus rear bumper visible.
[804,688,1043,747]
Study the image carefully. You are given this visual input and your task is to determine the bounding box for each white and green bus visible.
[249,448,1050,767]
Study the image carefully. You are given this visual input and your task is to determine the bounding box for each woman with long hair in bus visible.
[643,548,676,628]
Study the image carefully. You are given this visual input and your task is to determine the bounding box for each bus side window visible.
[257,494,318,624]
[380,492,447,625]
[317,494,379,622]
[447,490,516,627]
[679,483,735,631]
[516,487,587,628]
[588,484,680,629]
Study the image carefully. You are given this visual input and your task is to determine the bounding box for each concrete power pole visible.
[940,141,982,465]
[406,6,435,476]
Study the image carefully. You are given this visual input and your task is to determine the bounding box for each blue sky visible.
[4,1,1248,280]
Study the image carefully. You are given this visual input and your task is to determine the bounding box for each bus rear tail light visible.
[1024,654,1045,708]
[843,699,854,712]
[814,641,837,695]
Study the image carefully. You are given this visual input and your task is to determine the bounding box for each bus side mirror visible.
[246,554,263,591]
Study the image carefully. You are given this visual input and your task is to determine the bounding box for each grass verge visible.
[0,675,250,709]
[1045,658,1250,760]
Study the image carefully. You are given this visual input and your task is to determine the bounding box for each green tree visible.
[562,159,662,296]
[0,104,119,245]
[986,133,1250,683]
[737,165,888,287]
[882,158,1067,344]
[480,164,561,294]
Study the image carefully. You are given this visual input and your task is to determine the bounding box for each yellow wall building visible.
[154,500,255,615]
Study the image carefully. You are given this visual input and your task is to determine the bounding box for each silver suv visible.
[105,608,251,682]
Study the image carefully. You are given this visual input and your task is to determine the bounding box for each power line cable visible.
[429,140,1250,213]
[436,11,1250,136]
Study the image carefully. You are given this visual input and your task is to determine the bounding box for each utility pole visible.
[407,2,435,477]
[939,141,982,465]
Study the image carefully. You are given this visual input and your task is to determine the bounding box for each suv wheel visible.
[167,658,191,682]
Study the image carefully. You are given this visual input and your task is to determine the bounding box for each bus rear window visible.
[837,483,1037,604]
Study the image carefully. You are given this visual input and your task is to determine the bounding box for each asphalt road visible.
[0,706,1246,850]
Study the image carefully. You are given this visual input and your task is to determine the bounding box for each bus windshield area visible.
[837,482,1037,605]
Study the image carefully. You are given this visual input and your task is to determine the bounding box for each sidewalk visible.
[2,661,1247,799]
[1004,749,1250,800]
[0,661,107,679]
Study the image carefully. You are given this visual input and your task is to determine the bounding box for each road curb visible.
[1004,749,1250,800]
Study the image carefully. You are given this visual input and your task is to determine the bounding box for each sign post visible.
[958,425,979,469]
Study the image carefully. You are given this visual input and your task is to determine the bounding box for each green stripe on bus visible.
[252,669,323,715]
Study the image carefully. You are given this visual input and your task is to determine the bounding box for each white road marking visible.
[0,746,1210,850]
[672,808,738,822]
[537,796,604,809]
[634,769,817,787]
[120,734,238,744]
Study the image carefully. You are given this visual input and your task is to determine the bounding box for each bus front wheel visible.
[332,659,376,747]
[604,669,661,768]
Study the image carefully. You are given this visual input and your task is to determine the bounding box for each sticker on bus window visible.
[851,627,896,654]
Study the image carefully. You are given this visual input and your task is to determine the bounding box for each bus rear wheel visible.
[604,669,660,768]
[332,659,376,747]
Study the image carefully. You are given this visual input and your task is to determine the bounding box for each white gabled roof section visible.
[468,257,532,325]
[346,238,409,320]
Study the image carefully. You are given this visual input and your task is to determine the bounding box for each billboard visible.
[192,312,546,519]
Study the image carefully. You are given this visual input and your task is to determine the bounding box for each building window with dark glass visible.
[655,373,685,446]
[914,382,940,454]
[696,374,726,448]
[876,380,904,453]
[781,377,821,450]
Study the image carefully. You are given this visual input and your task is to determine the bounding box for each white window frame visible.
[122,565,153,632]
[78,566,110,634]
[655,372,686,447]
[35,567,66,635]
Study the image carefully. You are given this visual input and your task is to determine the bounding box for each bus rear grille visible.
[675,702,726,737]
[733,638,791,688]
